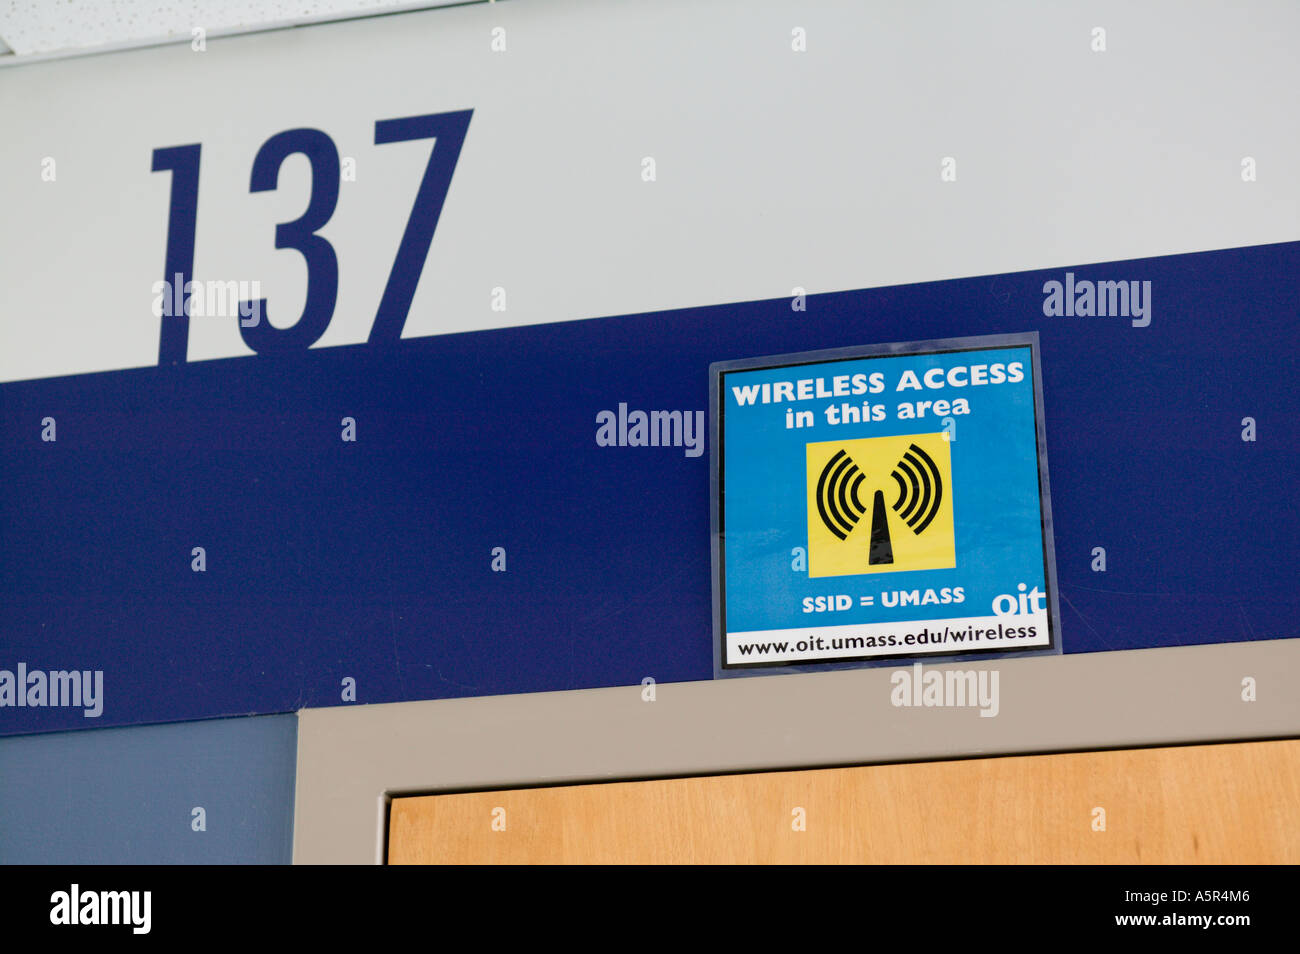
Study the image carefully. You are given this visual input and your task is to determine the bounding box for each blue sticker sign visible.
[712,333,1061,673]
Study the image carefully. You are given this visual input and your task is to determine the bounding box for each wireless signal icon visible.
[811,438,951,572]
[814,450,896,565]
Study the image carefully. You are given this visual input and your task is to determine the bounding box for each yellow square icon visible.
[806,432,955,578]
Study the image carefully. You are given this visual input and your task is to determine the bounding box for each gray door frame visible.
[294,638,1300,863]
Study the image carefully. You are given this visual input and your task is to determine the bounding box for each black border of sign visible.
[710,331,1062,678]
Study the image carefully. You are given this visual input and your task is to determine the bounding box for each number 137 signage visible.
[150,109,471,363]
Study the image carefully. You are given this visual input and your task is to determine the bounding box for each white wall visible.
[2,0,1296,382]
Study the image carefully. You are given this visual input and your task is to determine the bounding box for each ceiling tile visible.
[0,0,468,58]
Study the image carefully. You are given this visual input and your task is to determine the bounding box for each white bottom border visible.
[725,612,1050,664]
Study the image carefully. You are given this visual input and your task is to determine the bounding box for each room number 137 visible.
[150,109,472,364]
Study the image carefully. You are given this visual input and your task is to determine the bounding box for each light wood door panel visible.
[388,739,1300,864]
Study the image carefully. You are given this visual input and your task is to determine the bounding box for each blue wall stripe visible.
[2,240,1297,733]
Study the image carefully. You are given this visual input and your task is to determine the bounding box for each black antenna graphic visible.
[868,490,893,565]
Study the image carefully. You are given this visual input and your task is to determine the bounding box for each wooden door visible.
[388,738,1300,864]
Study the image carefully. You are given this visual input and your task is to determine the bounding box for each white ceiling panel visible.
[0,0,477,59]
